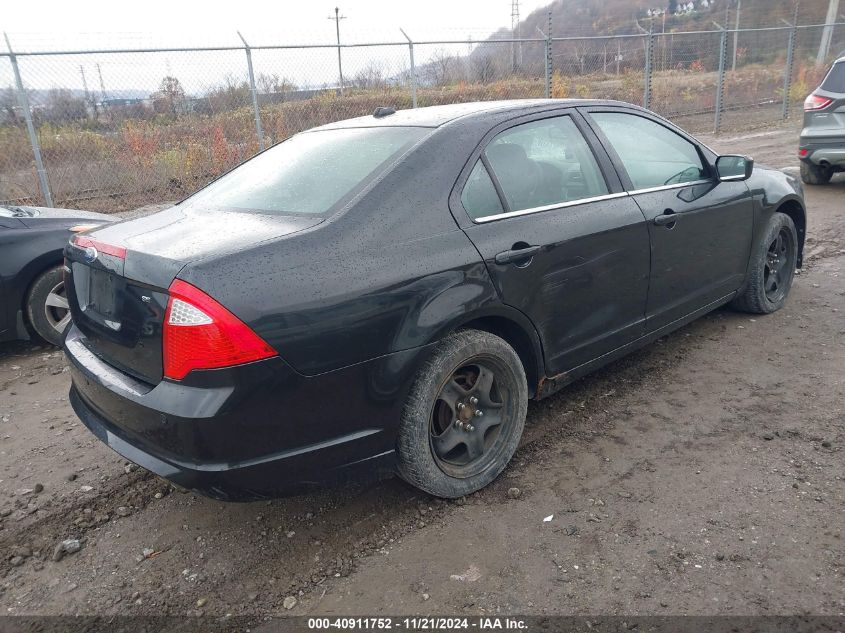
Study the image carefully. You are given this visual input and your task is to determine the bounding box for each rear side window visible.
[461,161,504,219]
[590,112,707,190]
[181,127,427,215]
[821,61,845,93]
[476,116,608,215]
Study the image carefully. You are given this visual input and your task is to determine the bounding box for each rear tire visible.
[800,161,833,185]
[396,329,528,498]
[25,266,71,347]
[730,212,797,315]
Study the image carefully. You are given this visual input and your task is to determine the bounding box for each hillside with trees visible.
[494,0,833,39]
[412,0,838,89]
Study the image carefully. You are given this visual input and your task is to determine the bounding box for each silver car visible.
[800,56,845,184]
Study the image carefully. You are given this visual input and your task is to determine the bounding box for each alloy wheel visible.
[44,281,71,334]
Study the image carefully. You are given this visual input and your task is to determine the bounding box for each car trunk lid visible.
[65,207,322,384]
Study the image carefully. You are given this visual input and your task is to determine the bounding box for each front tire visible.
[800,161,833,185]
[26,266,71,347]
[396,330,528,498]
[731,212,797,315]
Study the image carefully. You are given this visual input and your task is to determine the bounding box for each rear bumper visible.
[801,148,845,168]
[799,132,845,168]
[64,325,428,499]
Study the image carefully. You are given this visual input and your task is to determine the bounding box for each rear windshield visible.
[821,61,845,93]
[181,126,427,215]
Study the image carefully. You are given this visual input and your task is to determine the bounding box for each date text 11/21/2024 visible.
[306,617,528,630]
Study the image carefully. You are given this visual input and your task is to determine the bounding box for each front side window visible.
[480,116,609,214]
[181,126,427,216]
[590,112,708,190]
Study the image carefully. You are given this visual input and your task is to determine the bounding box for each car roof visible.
[309,99,639,131]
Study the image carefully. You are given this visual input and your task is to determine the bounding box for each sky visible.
[2,0,556,49]
[0,0,557,94]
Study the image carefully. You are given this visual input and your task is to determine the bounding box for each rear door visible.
[452,110,651,376]
[583,108,754,331]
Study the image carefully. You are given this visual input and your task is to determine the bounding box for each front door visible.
[585,109,754,331]
[456,112,651,375]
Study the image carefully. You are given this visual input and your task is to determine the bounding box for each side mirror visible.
[716,155,754,182]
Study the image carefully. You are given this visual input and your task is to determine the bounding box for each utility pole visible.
[329,7,346,95]
[96,63,110,121]
[80,66,90,116]
[80,65,98,119]
[817,0,840,65]
[732,0,741,71]
[511,0,521,73]
[79,65,89,101]
[96,63,107,102]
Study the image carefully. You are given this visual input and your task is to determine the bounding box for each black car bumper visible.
[64,325,428,500]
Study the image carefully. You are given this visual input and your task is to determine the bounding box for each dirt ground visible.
[0,122,843,619]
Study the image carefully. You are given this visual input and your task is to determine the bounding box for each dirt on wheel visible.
[0,123,843,618]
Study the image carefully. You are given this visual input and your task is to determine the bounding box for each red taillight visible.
[799,148,809,158]
[804,94,833,111]
[162,279,277,380]
[72,235,126,259]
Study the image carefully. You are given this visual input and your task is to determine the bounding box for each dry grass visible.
[0,61,820,212]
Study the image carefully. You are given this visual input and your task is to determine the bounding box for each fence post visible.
[545,10,552,98]
[714,24,728,134]
[5,33,53,207]
[237,32,265,152]
[782,22,797,120]
[643,26,654,110]
[400,29,417,108]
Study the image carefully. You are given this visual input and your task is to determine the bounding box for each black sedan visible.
[1,205,112,347]
[62,100,806,499]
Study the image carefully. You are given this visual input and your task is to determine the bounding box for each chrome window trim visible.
[472,178,717,223]
[473,191,629,223]
[627,178,714,195]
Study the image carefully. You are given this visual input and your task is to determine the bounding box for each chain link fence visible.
[2,22,844,212]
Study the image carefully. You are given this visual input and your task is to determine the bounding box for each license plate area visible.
[72,262,124,332]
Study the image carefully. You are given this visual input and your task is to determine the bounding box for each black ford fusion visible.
[63,100,806,500]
